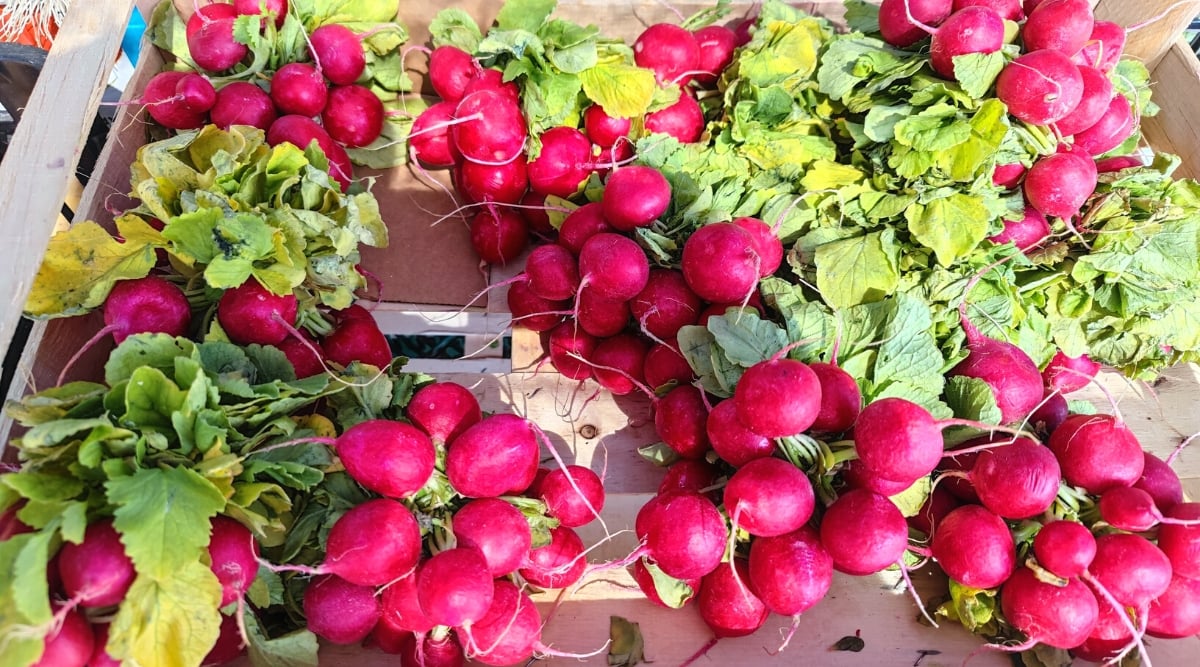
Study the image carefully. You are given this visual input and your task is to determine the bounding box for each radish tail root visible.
[962,636,1039,666]
[56,324,119,387]
[678,636,720,667]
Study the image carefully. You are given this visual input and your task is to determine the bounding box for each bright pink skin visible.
[853,398,943,485]
[940,449,981,502]
[452,89,527,165]
[731,217,783,279]
[189,17,248,73]
[428,45,478,102]
[409,101,457,167]
[820,489,908,576]
[1029,391,1069,435]
[1042,349,1101,394]
[1134,452,1184,514]
[807,362,862,435]
[1095,154,1146,173]
[929,7,1005,79]
[1099,486,1174,532]
[337,419,436,498]
[971,438,1061,519]
[452,498,532,576]
[1022,0,1094,55]
[692,25,737,86]
[142,71,207,129]
[416,548,493,627]
[58,520,135,609]
[1024,150,1097,219]
[1074,20,1126,73]
[592,141,635,179]
[575,286,631,338]
[644,492,727,580]
[909,484,960,536]
[234,0,288,29]
[631,557,700,608]
[467,580,542,666]
[538,465,605,528]
[30,605,93,667]
[323,317,393,369]
[629,269,701,341]
[988,206,1051,251]
[400,634,464,667]
[644,342,696,389]
[547,322,597,380]
[461,68,520,105]
[176,72,216,113]
[1089,533,1173,608]
[203,609,247,666]
[932,505,1016,589]
[207,516,260,606]
[1157,502,1200,580]
[1073,94,1135,156]
[87,624,120,667]
[697,559,769,637]
[104,276,191,344]
[266,114,351,189]
[992,162,1026,189]
[658,459,719,495]
[748,526,833,617]
[950,316,1046,426]
[996,49,1084,125]
[518,191,554,236]
[724,458,814,537]
[456,155,528,205]
[654,385,711,460]
[733,16,755,46]
[527,126,592,198]
[469,208,529,265]
[270,63,327,117]
[520,525,587,588]
[634,496,665,540]
[526,244,580,302]
[557,202,612,254]
[706,399,775,467]
[601,166,671,231]
[578,232,650,301]
[583,105,631,148]
[406,382,481,445]
[325,499,421,586]
[322,85,384,147]
[634,23,701,85]
[211,81,277,130]
[303,574,382,645]
[186,3,238,36]
[1055,66,1114,137]
[840,458,914,496]
[682,222,761,304]
[381,573,434,636]
[1147,574,1200,639]
[1032,520,1095,580]
[1047,413,1145,494]
[953,0,1022,20]
[878,0,954,47]
[310,24,366,85]
[1001,567,1099,649]
[591,333,648,396]
[447,414,539,497]
[506,277,567,332]
[644,92,705,144]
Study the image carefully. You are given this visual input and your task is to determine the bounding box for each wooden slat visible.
[1144,39,1200,181]
[1094,0,1200,68]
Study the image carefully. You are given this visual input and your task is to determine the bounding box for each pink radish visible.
[987,206,1051,251]
[692,25,738,86]
[950,304,1048,425]
[537,465,606,528]
[748,526,832,617]
[878,0,954,47]
[575,287,631,338]
[324,499,421,586]
[380,573,434,637]
[207,516,260,606]
[30,605,93,667]
[644,341,696,389]
[460,67,520,104]
[309,24,366,85]
[629,269,701,341]
[1134,452,1184,513]
[457,156,529,205]
[992,162,1026,189]
[1054,65,1114,137]
[406,381,481,445]
[409,101,458,168]
[1146,574,1200,638]
[995,49,1085,125]
[558,202,613,253]
[931,504,1016,589]
[416,548,493,627]
[1157,502,1200,580]
[631,557,700,608]
[696,558,769,637]
[266,115,352,190]
[1041,349,1101,394]
[733,355,821,438]
[525,244,580,302]
[520,525,587,589]
[188,17,248,73]
[681,222,761,304]
[451,498,532,576]
[928,6,1006,80]
[658,459,719,495]
[1089,533,1173,609]
[100,276,190,345]
[640,491,727,580]
[446,414,539,497]
[1098,486,1200,532]
[999,567,1099,649]
[1024,150,1097,219]
[527,126,592,198]
[212,81,277,131]
[322,315,393,369]
[547,322,598,380]
[1032,520,1095,579]
[583,104,631,148]
[428,45,478,102]
[322,85,384,147]
[186,2,237,35]
[644,92,705,143]
[469,208,528,265]
[724,457,814,537]
[590,333,649,396]
[1073,94,1135,156]
[962,437,1062,519]
[270,63,328,117]
[141,71,208,129]
[303,574,382,644]
[1074,20,1126,73]
[452,89,527,165]
[633,23,701,85]
[1022,0,1094,55]
[336,419,436,498]
[655,385,711,460]
[234,0,288,29]
[216,279,297,346]
[706,398,775,467]
[953,0,1022,20]
[731,217,784,278]
[807,361,862,435]
[1047,413,1144,494]
[578,232,650,301]
[600,166,671,231]
[820,489,909,575]
[507,277,568,332]
[57,520,135,608]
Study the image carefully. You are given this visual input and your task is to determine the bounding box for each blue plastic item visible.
[122,7,146,65]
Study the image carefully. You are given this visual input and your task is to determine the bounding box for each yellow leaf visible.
[292,414,336,438]
[107,562,222,667]
[25,222,156,318]
[580,64,656,119]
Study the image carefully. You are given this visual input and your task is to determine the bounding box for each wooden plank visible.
[0,0,137,368]
[1094,0,1200,68]
[1144,39,1200,182]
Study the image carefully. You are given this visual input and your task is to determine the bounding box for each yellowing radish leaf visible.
[107,562,223,667]
[579,63,656,119]
[25,221,156,318]
[107,467,225,579]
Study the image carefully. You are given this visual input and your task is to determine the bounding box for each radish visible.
[452,89,527,165]
[401,634,465,667]
[583,104,631,148]
[633,23,701,85]
[186,2,238,35]
[558,202,613,253]
[748,526,832,618]
[527,127,592,198]
[682,222,761,304]
[953,0,1022,20]
[447,414,539,497]
[878,0,954,47]
[724,457,814,537]
[101,276,190,345]
[416,548,493,627]
[631,557,701,608]
[464,580,540,665]
[57,520,135,609]
[303,574,382,644]
[995,49,1085,125]
[520,525,587,588]
[1098,486,1200,532]
[644,341,695,389]
[1031,519,1095,579]
[658,458,719,495]
[1030,390,1069,435]
[1096,154,1147,173]
[1042,349,1101,394]
[601,166,671,232]
[630,269,701,341]
[457,156,529,205]
[696,558,769,637]
[451,498,532,576]
[949,304,1046,425]
[380,573,434,642]
[1022,0,1094,55]
[461,67,520,104]
[325,499,421,586]
[87,624,119,667]
[428,45,478,102]
[277,331,324,377]
[693,25,737,86]
[537,465,605,528]
[207,516,259,606]
[406,381,481,445]
[525,244,580,302]
[30,605,92,667]
[310,24,366,85]
[547,322,598,380]
[999,567,1099,649]
[1047,413,1144,494]
[931,504,1016,589]
[1157,502,1200,580]
[819,488,908,576]
[323,314,393,369]
[1073,94,1135,156]
[706,398,775,467]
[270,63,328,117]
[1054,65,1114,137]
[1024,150,1097,219]
[234,0,288,29]
[644,92,705,143]
[928,7,1006,80]
[141,71,209,129]
[578,233,650,301]
[216,279,297,346]
[212,81,277,131]
[992,162,1026,189]
[641,491,727,580]
[172,72,215,113]
[1088,533,1173,609]
[959,437,1062,519]
[1074,20,1126,73]
[322,85,385,147]
[506,278,568,332]
[409,101,458,167]
[518,191,555,236]
[468,208,529,265]
[987,206,1051,251]
[204,615,246,665]
[909,484,960,536]
[590,333,649,395]
[807,361,862,435]
[655,385,711,459]
[1147,574,1200,638]
[731,217,784,278]
[188,16,247,73]
[266,115,352,190]
[335,419,436,499]
[841,458,915,496]
[1134,452,1184,513]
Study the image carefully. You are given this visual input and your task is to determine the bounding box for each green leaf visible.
[843,0,880,33]
[107,562,223,667]
[608,615,646,667]
[121,367,188,437]
[889,476,932,518]
[246,615,320,667]
[814,230,900,309]
[3,381,108,426]
[579,63,657,119]
[894,104,973,152]
[937,579,998,634]
[428,8,482,51]
[496,0,556,33]
[906,193,992,266]
[107,467,227,579]
[952,51,1005,100]
[104,334,196,386]
[0,531,54,667]
[25,221,156,318]
[0,473,84,503]
[944,376,1002,425]
[706,311,788,367]
[639,558,697,609]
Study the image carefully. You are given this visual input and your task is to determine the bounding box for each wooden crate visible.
[2,1,1200,666]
